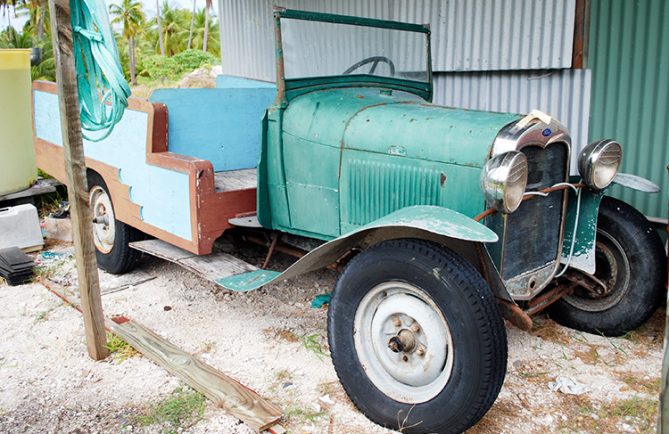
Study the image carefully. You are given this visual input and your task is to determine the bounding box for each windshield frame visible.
[273,7,433,103]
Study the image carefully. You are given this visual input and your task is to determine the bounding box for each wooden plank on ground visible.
[130,239,258,286]
[41,280,283,432]
[130,239,196,261]
[109,317,282,432]
[0,179,57,202]
[178,254,255,281]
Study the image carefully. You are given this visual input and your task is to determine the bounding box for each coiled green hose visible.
[70,0,130,141]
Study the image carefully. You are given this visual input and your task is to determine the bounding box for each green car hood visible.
[282,87,521,167]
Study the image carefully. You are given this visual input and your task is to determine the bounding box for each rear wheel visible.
[328,239,507,434]
[549,196,666,336]
[87,172,139,274]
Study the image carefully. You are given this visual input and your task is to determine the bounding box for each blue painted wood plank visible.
[150,86,275,172]
[33,90,193,241]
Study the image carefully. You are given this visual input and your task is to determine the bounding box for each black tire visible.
[87,172,139,274]
[328,239,507,434]
[549,196,666,336]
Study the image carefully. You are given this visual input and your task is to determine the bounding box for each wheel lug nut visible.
[393,316,402,327]
[402,355,408,362]
[410,322,420,333]
[417,346,425,357]
[388,336,403,353]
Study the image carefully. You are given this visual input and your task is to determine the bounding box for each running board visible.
[129,239,279,291]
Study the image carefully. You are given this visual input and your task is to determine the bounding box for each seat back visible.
[150,76,276,172]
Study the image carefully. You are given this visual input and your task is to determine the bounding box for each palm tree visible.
[202,0,212,53]
[154,0,164,55]
[187,0,196,50]
[0,26,31,48]
[16,0,46,39]
[160,1,189,56]
[109,0,145,85]
[189,7,218,55]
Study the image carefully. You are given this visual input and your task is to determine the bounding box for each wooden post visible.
[660,165,669,433]
[661,291,668,432]
[48,0,108,360]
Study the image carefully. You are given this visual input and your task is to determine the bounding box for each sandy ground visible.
[0,243,664,434]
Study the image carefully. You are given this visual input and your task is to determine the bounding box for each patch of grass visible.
[135,386,206,433]
[608,396,657,431]
[513,360,552,384]
[34,259,69,280]
[616,372,660,395]
[556,394,658,434]
[105,333,139,363]
[264,327,300,343]
[573,344,601,365]
[34,310,50,323]
[467,398,524,433]
[275,369,292,383]
[35,189,65,218]
[531,317,571,345]
[301,333,329,361]
[278,329,299,343]
[285,406,327,424]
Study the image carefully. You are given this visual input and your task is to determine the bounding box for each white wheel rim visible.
[89,185,115,254]
[353,281,454,403]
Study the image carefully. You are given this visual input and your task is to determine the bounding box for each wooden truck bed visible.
[32,77,275,255]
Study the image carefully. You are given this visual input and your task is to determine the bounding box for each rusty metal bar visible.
[497,300,533,331]
[261,233,279,269]
[525,283,575,316]
[474,182,585,222]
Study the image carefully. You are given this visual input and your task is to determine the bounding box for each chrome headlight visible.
[481,151,528,213]
[578,139,622,190]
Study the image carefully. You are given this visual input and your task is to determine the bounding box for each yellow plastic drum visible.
[0,49,37,196]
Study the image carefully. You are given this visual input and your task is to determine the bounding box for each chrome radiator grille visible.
[486,142,568,281]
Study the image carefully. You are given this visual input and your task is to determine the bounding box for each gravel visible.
[0,246,663,433]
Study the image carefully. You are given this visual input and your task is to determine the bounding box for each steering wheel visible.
[343,56,396,77]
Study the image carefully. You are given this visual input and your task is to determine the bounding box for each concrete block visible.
[0,204,43,251]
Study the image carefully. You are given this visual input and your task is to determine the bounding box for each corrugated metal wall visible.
[392,0,575,71]
[434,69,591,171]
[218,0,575,80]
[589,0,669,219]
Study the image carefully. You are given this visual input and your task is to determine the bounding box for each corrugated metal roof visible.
[433,69,592,172]
[218,0,576,80]
[589,0,669,219]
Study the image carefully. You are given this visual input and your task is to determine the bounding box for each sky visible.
[0,0,218,32]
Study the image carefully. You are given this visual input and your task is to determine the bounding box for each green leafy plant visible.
[135,386,206,433]
[139,49,216,83]
[301,333,329,361]
[105,333,139,362]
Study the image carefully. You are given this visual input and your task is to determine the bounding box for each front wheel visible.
[549,196,666,336]
[328,239,507,434]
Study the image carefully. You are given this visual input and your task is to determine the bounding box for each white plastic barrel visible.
[0,49,37,196]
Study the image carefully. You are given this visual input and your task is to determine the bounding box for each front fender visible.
[561,173,660,275]
[218,205,497,291]
[612,173,661,193]
[561,188,604,275]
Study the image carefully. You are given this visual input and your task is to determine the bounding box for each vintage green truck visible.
[33,8,666,434]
